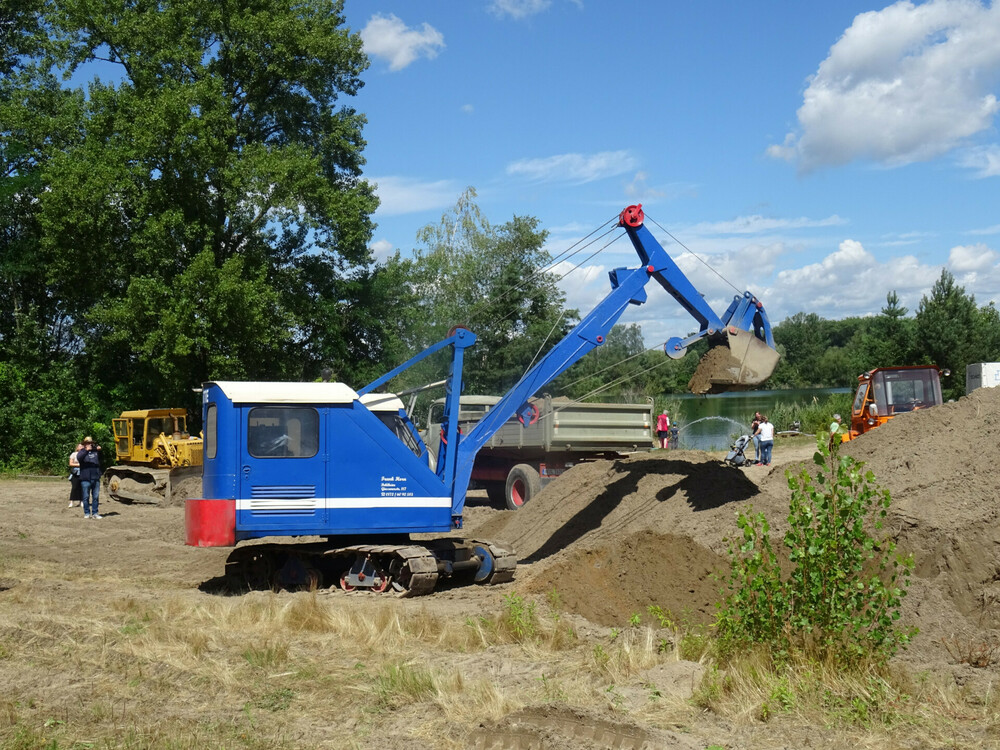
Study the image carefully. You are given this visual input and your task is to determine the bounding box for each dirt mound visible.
[170,475,203,505]
[522,529,726,626]
[839,388,1000,649]
[466,704,701,750]
[482,387,1000,658]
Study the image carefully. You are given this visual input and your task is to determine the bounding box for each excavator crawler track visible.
[223,538,516,597]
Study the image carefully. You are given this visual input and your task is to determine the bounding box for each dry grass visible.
[689,648,1000,748]
[2,538,999,749]
[0,565,689,750]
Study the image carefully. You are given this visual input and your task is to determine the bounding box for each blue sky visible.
[345,0,1000,348]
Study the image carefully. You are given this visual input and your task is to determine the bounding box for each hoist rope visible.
[646,215,742,296]
[461,216,621,329]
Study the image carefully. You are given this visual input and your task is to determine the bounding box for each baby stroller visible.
[725,435,753,467]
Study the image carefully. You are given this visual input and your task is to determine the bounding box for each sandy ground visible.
[3,388,1000,747]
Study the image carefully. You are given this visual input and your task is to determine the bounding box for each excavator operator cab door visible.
[238,405,328,533]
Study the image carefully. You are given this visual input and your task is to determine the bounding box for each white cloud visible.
[949,242,1000,271]
[371,176,461,216]
[489,0,552,20]
[769,0,1000,172]
[686,214,847,236]
[622,172,701,203]
[969,223,1000,236]
[506,151,638,183]
[369,238,395,263]
[360,14,444,71]
[768,239,939,316]
[461,103,475,114]
[958,144,1000,177]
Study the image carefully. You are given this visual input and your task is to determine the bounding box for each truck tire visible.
[505,464,540,511]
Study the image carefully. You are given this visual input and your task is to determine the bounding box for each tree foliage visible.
[384,188,577,396]
[771,276,1000,395]
[1,0,383,455]
[717,435,915,667]
[916,270,1000,400]
[770,312,867,388]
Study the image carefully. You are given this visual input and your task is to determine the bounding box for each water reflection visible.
[669,388,849,451]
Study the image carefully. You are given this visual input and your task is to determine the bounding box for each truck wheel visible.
[505,464,540,511]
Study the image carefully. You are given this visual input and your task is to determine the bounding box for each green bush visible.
[716,433,915,667]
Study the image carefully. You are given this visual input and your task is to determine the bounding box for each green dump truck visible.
[423,394,655,510]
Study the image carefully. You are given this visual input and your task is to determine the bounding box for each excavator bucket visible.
[688,328,780,395]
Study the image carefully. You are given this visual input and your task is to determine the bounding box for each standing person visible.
[76,437,103,519]
[656,411,671,449]
[749,412,762,463]
[754,415,775,466]
[68,443,83,508]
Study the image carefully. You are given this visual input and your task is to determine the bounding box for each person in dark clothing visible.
[76,437,103,519]
[749,412,762,463]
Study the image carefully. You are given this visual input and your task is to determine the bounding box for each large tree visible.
[916,269,999,400]
[384,188,576,396]
[852,291,915,371]
[2,0,379,413]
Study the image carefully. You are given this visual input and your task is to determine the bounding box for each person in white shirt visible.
[754,416,775,465]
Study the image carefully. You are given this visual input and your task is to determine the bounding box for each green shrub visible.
[716,433,915,667]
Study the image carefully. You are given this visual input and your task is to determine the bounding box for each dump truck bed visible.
[482,396,653,456]
[425,394,654,458]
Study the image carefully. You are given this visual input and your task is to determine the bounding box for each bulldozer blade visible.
[688,329,780,395]
[166,465,203,506]
[104,465,202,506]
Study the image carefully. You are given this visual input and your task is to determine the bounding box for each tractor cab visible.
[845,366,945,440]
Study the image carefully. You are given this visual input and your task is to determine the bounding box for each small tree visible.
[717,434,915,667]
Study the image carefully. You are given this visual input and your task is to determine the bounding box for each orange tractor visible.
[842,365,946,441]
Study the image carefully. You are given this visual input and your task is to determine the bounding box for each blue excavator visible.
[186,205,779,595]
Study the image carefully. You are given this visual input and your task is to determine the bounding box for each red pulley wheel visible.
[619,204,644,228]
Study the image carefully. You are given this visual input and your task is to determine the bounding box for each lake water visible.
[667,388,850,451]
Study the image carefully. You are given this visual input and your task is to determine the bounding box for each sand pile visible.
[479,387,1000,663]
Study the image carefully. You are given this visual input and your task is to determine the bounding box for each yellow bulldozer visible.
[103,408,203,505]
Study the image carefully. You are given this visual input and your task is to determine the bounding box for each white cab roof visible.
[208,381,359,404]
[359,393,405,412]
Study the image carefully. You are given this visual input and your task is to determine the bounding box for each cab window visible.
[205,404,217,460]
[248,407,319,458]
